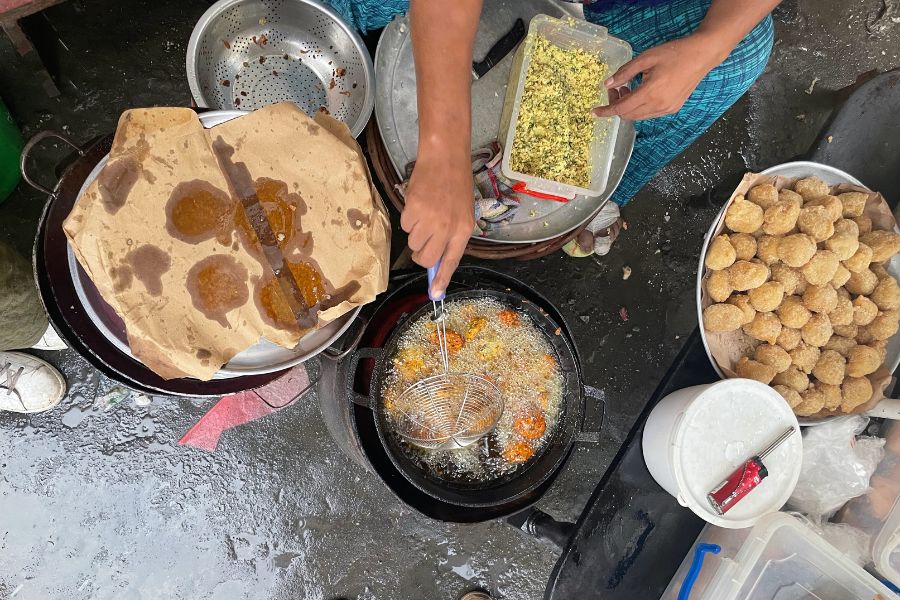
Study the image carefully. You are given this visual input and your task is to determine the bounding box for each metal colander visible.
[187,0,374,136]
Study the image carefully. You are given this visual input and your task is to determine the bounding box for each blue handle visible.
[677,543,721,600]
[427,258,445,301]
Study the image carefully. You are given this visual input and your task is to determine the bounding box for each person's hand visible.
[400,147,475,298]
[593,34,728,121]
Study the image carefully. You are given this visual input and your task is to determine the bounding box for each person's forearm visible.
[409,0,482,160]
[694,0,781,63]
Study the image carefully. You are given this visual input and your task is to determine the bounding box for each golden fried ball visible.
[725,198,765,234]
[748,281,785,312]
[729,233,758,261]
[773,384,803,408]
[790,341,821,373]
[831,264,852,288]
[779,188,804,205]
[807,194,842,220]
[777,327,802,351]
[707,270,733,303]
[777,295,812,329]
[853,215,873,234]
[818,383,843,411]
[860,231,900,263]
[834,218,859,237]
[705,235,736,270]
[742,312,782,345]
[857,324,875,345]
[846,344,882,377]
[871,276,900,311]
[727,294,757,325]
[801,250,840,286]
[797,205,835,242]
[824,334,857,358]
[838,191,868,218]
[801,313,833,348]
[832,324,859,339]
[868,309,900,341]
[841,376,873,412]
[852,296,879,326]
[772,365,810,392]
[735,356,777,384]
[871,263,891,280]
[747,183,779,209]
[754,235,780,265]
[845,269,878,296]
[812,349,846,386]
[829,296,854,327]
[777,234,817,268]
[728,260,769,291]
[802,284,838,314]
[872,339,888,363]
[762,199,802,236]
[794,388,826,417]
[825,220,860,261]
[771,263,806,295]
[793,176,830,201]
[843,243,873,273]
[754,343,792,373]
[703,303,745,333]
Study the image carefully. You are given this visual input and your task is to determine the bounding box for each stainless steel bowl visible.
[186,0,374,137]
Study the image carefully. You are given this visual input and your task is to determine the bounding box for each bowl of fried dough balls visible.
[699,171,900,421]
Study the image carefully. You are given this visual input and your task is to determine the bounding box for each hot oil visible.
[383,298,564,484]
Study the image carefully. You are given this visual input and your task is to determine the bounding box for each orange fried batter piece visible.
[502,441,535,464]
[465,316,488,341]
[429,329,465,353]
[498,309,521,326]
[514,408,547,440]
[393,347,427,381]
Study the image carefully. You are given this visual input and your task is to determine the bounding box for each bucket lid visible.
[672,379,802,529]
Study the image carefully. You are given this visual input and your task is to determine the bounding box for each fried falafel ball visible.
[747,183,780,209]
[806,194,842,221]
[773,384,803,408]
[860,230,900,263]
[729,233,758,261]
[818,383,843,411]
[772,365,810,393]
[802,284,838,314]
[794,388,826,417]
[742,312,782,345]
[777,234,817,268]
[727,294,757,325]
[754,343,792,373]
[845,269,878,296]
[707,270,733,303]
[871,262,891,281]
[703,303,745,333]
[793,176,830,201]
[748,281,785,312]
[771,263,806,295]
[762,198,802,236]
[857,324,875,345]
[801,250,840,286]
[838,191,868,218]
[831,264,852,288]
[825,219,860,261]
[777,295,812,329]
[824,334,857,357]
[790,341,821,373]
[843,243,874,273]
[832,324,859,339]
[705,235,737,270]
[735,356,777,384]
[755,235,781,265]
[802,313,833,348]
[841,376,874,412]
[829,296,854,327]
[853,215,873,234]
[846,344,882,377]
[871,276,900,310]
[725,197,765,234]
[853,296,879,326]
[868,309,900,341]
[777,327,802,351]
[728,260,770,291]
[812,349,846,386]
[797,205,835,242]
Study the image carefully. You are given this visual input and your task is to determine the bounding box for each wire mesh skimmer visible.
[395,262,504,451]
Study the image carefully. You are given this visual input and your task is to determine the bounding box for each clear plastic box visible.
[661,512,898,600]
[498,15,632,199]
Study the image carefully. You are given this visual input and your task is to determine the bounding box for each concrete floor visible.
[1,1,899,598]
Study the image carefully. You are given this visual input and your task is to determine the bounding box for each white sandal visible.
[0,352,67,413]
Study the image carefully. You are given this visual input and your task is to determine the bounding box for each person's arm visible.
[594,0,780,121]
[402,0,482,297]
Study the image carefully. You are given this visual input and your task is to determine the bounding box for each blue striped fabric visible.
[330,0,774,206]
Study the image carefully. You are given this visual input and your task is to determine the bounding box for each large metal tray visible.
[68,110,360,379]
[374,3,635,244]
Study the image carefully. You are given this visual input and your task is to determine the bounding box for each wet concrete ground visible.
[1,1,899,598]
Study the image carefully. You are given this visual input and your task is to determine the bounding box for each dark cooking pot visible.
[343,280,603,510]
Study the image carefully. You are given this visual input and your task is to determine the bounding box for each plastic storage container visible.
[662,512,898,599]
[498,15,632,200]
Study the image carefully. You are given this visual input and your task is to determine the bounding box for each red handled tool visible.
[707,426,796,515]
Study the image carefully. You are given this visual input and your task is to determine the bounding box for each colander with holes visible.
[187,0,374,137]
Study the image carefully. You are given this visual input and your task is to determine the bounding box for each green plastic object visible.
[0,97,24,203]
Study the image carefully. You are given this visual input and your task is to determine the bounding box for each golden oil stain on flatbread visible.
[165,180,236,246]
[125,244,170,296]
[186,255,249,328]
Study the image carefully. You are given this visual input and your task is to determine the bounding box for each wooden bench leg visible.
[2,19,60,98]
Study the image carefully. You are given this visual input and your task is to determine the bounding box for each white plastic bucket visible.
[642,379,802,529]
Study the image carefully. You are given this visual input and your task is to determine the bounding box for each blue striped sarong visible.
[329,0,774,206]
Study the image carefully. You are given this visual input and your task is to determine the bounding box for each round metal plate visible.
[696,161,900,425]
[68,110,361,379]
[374,5,635,244]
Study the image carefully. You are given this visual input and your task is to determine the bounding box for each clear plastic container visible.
[498,15,632,199]
[661,512,898,600]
